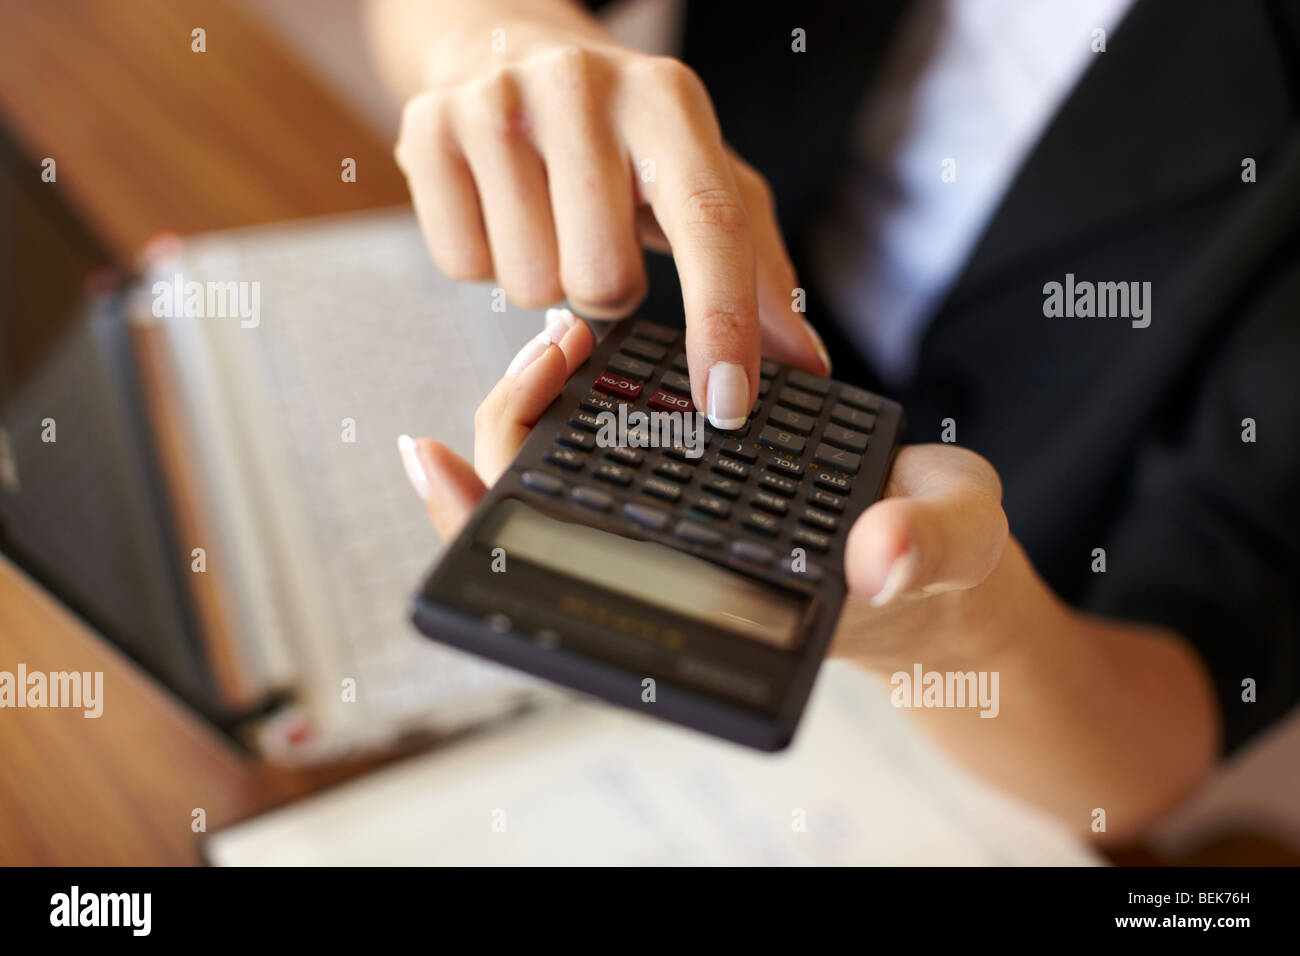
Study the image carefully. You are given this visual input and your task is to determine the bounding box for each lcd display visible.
[480,499,806,649]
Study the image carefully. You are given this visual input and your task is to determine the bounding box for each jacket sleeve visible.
[1081,253,1300,754]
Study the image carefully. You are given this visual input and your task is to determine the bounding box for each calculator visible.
[412,318,905,750]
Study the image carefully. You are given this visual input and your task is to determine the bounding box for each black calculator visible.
[412,318,905,750]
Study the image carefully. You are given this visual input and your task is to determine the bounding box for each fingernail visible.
[706,362,749,430]
[397,434,432,500]
[802,318,832,374]
[870,545,918,607]
[506,329,552,376]
[544,306,576,338]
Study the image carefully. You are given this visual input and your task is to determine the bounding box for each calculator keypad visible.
[517,319,898,587]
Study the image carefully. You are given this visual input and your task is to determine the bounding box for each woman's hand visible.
[377,1,830,428]
[398,309,1014,666]
[398,313,1220,840]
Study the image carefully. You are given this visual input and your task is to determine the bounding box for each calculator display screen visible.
[481,499,805,649]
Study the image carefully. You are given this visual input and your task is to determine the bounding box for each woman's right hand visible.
[388,9,831,429]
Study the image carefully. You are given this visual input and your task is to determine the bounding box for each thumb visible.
[843,445,1008,607]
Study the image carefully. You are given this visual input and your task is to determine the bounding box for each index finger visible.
[625,76,760,428]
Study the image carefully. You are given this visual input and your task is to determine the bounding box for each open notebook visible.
[130,208,564,760]
[205,661,1101,866]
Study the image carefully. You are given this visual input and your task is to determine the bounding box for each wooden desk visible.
[0,0,408,864]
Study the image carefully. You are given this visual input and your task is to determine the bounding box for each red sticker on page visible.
[593,371,643,400]
[648,388,694,413]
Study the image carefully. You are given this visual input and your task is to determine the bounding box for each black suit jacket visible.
[599,0,1300,752]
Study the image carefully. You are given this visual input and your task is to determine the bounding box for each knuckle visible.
[563,256,646,314]
[631,55,707,103]
[531,44,594,83]
[737,162,775,208]
[961,447,1004,502]
[680,186,749,237]
[696,306,756,343]
[395,91,448,170]
[530,45,608,121]
[461,70,529,141]
[505,273,564,310]
[433,247,491,282]
[398,90,441,141]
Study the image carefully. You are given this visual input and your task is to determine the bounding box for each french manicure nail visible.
[397,434,432,500]
[544,306,576,338]
[802,318,832,374]
[505,329,552,376]
[871,545,918,607]
[706,362,750,430]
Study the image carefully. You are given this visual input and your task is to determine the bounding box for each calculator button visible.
[703,476,741,499]
[829,403,876,432]
[593,462,635,486]
[837,385,882,412]
[751,490,789,516]
[785,368,831,396]
[765,457,804,479]
[594,371,643,400]
[569,410,603,432]
[710,457,750,481]
[665,445,706,462]
[624,502,669,531]
[669,351,689,373]
[621,338,668,363]
[642,477,683,502]
[799,508,839,532]
[522,470,565,495]
[731,540,774,565]
[631,320,678,345]
[759,472,798,497]
[607,353,656,380]
[792,527,831,552]
[580,392,620,415]
[759,426,806,456]
[675,520,723,546]
[822,424,869,453]
[759,358,780,379]
[743,511,781,536]
[544,447,586,471]
[604,447,644,467]
[757,378,771,398]
[571,486,613,511]
[776,387,823,415]
[648,388,694,413]
[807,488,845,512]
[691,495,732,519]
[654,460,694,483]
[660,370,692,395]
[769,406,816,435]
[720,440,758,463]
[556,429,596,450]
[780,556,824,583]
[813,470,852,494]
[813,443,862,474]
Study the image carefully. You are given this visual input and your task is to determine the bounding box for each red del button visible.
[648,388,694,413]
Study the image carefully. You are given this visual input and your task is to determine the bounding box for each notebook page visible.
[205,661,1101,866]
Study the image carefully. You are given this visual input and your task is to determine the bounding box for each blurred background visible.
[0,0,1296,865]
